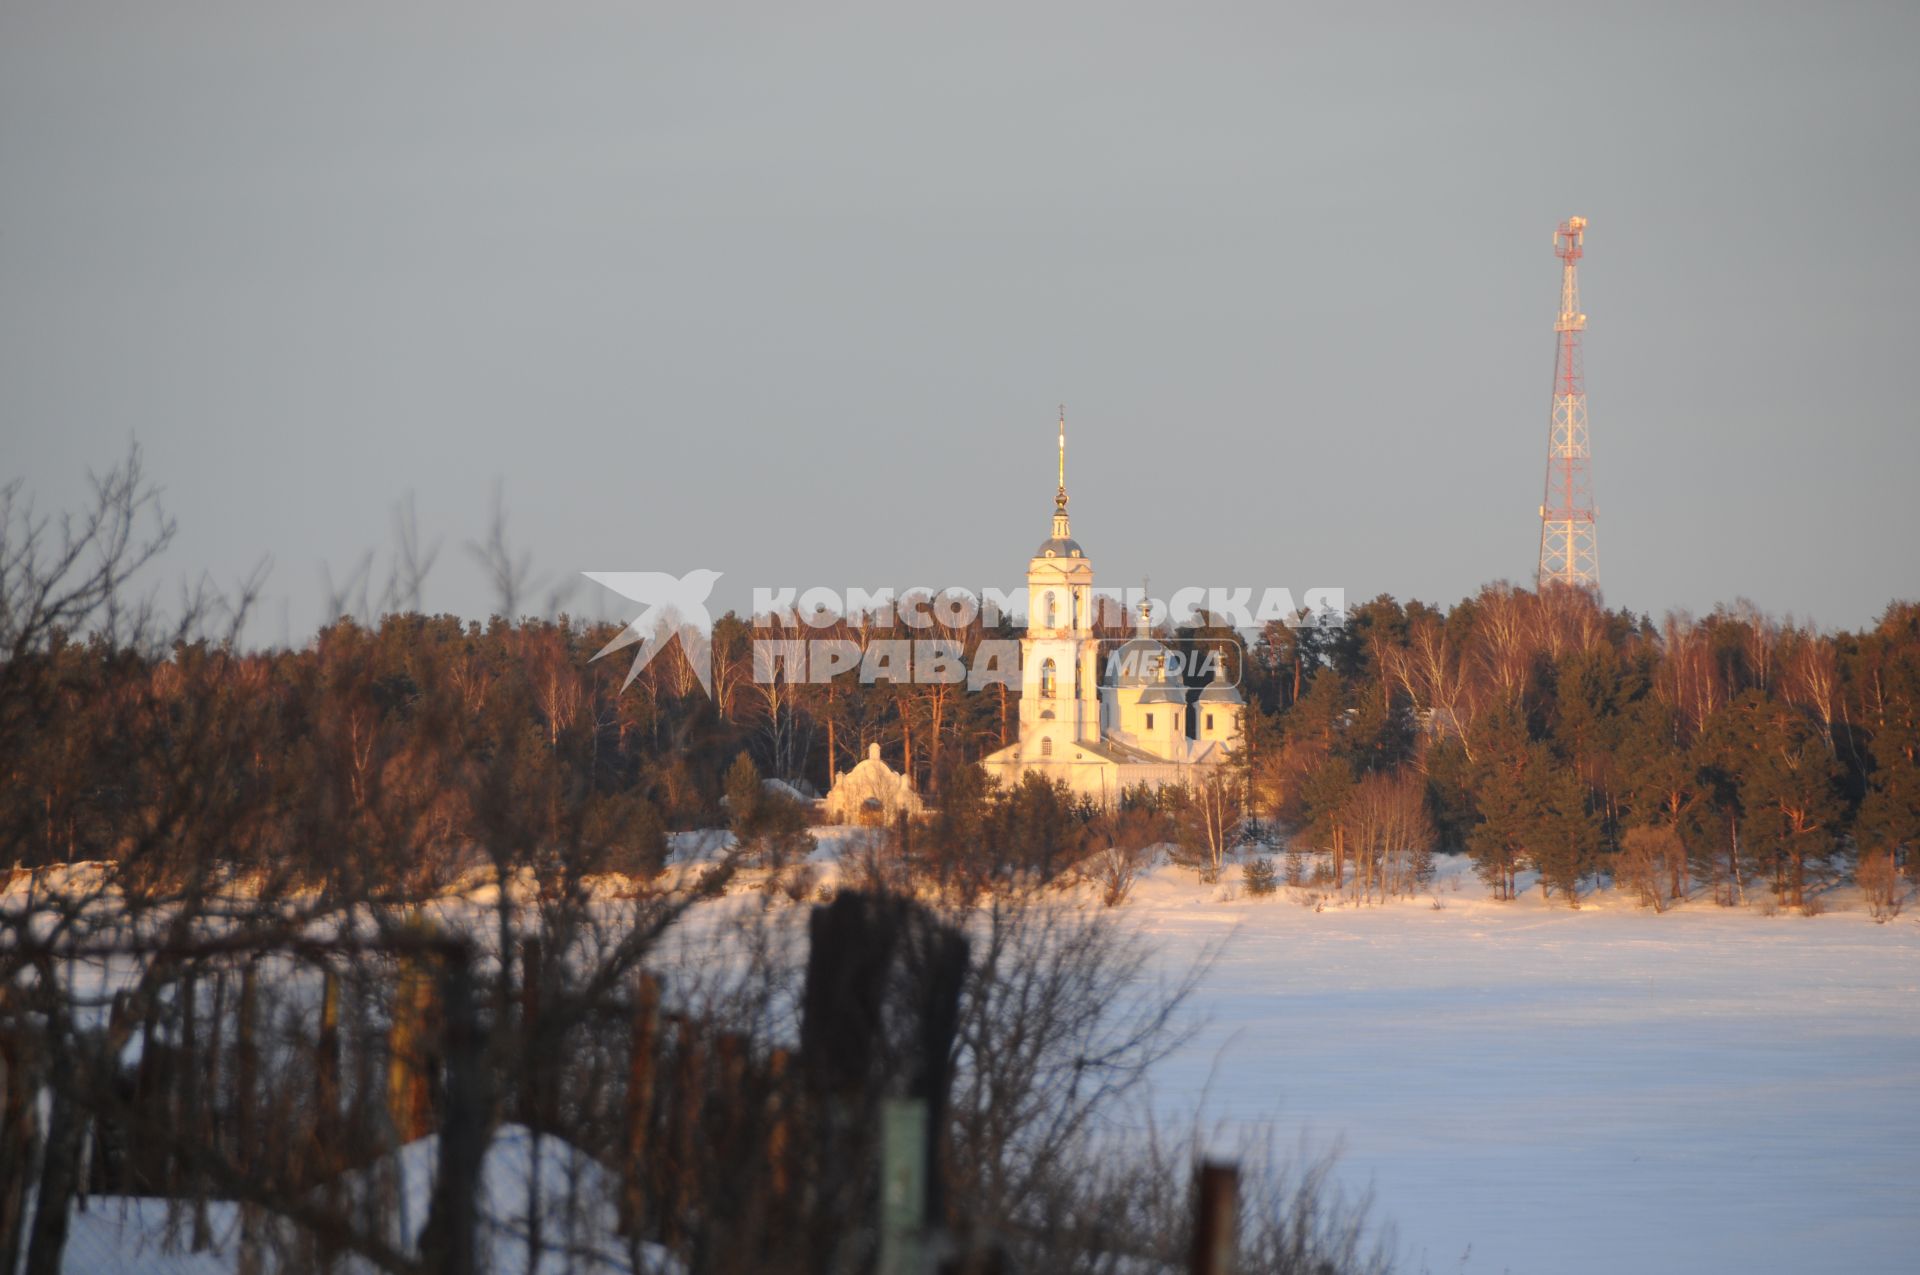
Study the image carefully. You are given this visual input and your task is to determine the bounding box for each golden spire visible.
[1055,404,1068,513]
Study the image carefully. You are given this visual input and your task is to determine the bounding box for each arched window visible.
[1041,737,1053,757]
[1039,658,1057,698]
[1071,589,1080,630]
[1044,592,1057,628]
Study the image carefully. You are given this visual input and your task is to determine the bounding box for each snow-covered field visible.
[20,837,1918,1274]
[1123,858,1920,1275]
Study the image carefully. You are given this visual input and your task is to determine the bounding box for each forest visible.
[7,496,1915,916]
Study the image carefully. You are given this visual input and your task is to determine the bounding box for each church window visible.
[1044,592,1057,627]
[1146,712,1155,730]
[1041,737,1053,757]
[1206,712,1215,731]
[1040,659,1057,698]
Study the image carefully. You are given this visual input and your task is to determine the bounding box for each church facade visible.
[979,414,1243,803]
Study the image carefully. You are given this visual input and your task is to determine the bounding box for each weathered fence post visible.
[21,1081,80,1275]
[0,983,40,1275]
[1190,1160,1239,1275]
[233,962,257,1171]
[234,962,261,1275]
[668,1013,704,1250]
[420,941,484,1275]
[190,965,216,1250]
[311,966,341,1179]
[764,1045,792,1204]
[519,936,544,1130]
[798,891,968,1275]
[387,946,438,1145]
[621,971,660,1237]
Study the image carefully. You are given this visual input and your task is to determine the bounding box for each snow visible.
[1121,856,1920,1275]
[331,1122,672,1275]
[26,838,1920,1274]
[60,1199,242,1275]
[58,1125,676,1275]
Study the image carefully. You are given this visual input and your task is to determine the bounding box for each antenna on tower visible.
[1536,216,1599,591]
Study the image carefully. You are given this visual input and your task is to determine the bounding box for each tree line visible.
[3,454,1915,915]
[9,590,1915,915]
[1237,587,1917,913]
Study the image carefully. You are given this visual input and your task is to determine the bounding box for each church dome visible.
[1107,633,1171,687]
[1034,535,1084,559]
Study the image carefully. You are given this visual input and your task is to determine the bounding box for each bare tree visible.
[1169,771,1247,885]
[1337,771,1435,904]
[1617,825,1684,912]
[1857,848,1905,922]
[1080,805,1167,907]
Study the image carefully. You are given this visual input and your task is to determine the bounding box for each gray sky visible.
[3,1,1916,639]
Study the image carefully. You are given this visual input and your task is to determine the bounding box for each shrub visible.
[1284,846,1308,888]
[1616,825,1682,913]
[1859,848,1906,922]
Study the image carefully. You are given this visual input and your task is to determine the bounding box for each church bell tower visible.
[1019,408,1102,759]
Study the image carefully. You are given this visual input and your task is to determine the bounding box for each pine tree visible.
[1467,747,1532,901]
[726,751,764,853]
[1855,609,1920,883]
[1526,756,1599,906]
[1466,697,1535,900]
[1735,695,1843,910]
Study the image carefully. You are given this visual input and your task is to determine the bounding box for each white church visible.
[980,413,1243,802]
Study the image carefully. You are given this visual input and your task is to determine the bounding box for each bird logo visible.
[583,569,724,695]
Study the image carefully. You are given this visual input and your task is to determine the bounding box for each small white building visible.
[980,412,1242,803]
[823,742,925,825]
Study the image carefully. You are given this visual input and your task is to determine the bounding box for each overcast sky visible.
[3,1,1915,640]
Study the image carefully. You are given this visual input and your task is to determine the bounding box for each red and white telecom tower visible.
[1537,215,1599,590]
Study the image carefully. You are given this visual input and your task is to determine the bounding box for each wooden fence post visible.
[764,1046,792,1204]
[798,892,969,1274]
[519,937,543,1130]
[420,943,484,1275]
[0,983,36,1275]
[311,967,341,1180]
[621,971,659,1238]
[387,950,437,1145]
[668,1013,705,1250]
[1190,1160,1238,1275]
[233,963,257,1172]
